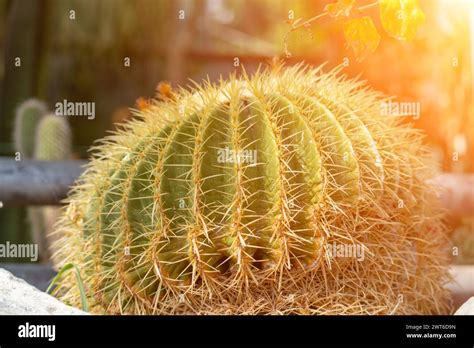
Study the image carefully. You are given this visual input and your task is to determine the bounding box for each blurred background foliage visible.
[0,0,472,262]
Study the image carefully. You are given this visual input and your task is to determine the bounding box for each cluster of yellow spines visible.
[52,64,450,314]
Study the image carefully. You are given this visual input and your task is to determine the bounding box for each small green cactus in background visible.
[13,102,73,262]
[52,65,451,315]
[13,98,48,260]
[34,114,72,160]
[31,113,72,261]
[13,98,47,158]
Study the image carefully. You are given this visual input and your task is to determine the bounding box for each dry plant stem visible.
[291,2,379,31]
[284,1,380,56]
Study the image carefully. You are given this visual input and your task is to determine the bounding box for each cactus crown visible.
[13,98,48,158]
[52,64,450,315]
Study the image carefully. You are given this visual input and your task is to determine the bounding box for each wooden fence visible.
[0,158,472,215]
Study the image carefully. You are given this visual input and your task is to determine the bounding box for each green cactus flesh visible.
[14,99,47,158]
[52,65,450,314]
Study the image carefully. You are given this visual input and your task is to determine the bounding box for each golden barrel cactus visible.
[52,65,451,314]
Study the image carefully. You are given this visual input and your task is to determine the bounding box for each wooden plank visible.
[0,158,87,206]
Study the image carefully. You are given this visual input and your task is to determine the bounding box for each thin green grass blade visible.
[47,263,88,312]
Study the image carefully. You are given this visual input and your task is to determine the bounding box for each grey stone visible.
[0,267,86,315]
[455,297,474,315]
[1,263,56,291]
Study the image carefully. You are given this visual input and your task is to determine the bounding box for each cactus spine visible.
[52,65,450,314]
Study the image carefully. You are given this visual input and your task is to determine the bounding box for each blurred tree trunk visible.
[1,0,44,143]
[165,0,204,84]
[0,0,46,247]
